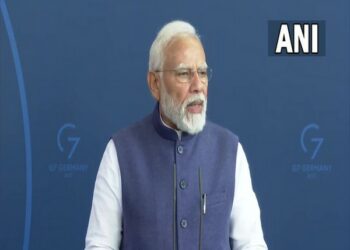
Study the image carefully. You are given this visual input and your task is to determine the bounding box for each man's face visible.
[159,36,208,134]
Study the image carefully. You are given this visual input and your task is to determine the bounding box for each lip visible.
[186,101,203,113]
[187,100,204,107]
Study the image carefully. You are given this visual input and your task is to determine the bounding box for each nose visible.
[189,70,204,93]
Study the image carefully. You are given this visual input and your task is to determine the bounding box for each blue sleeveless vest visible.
[112,103,238,250]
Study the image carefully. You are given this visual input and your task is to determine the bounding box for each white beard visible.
[159,85,207,135]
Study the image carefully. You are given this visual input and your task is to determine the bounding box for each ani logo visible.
[57,123,80,160]
[291,123,332,179]
[268,20,325,56]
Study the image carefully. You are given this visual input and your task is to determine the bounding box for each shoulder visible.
[204,120,239,143]
[112,114,153,141]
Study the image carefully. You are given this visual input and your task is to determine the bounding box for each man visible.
[85,20,268,250]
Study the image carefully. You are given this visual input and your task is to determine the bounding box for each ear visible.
[147,71,160,101]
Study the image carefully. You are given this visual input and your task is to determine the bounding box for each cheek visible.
[202,86,208,99]
[177,88,192,103]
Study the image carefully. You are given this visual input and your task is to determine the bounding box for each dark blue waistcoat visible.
[112,104,238,250]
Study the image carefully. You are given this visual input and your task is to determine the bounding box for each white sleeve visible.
[230,143,268,250]
[85,140,123,250]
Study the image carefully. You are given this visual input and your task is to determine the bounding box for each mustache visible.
[184,94,206,107]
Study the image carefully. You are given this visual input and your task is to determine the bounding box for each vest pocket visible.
[202,190,230,249]
[206,191,227,208]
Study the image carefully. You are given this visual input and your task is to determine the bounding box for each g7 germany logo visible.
[57,123,80,160]
[300,123,324,160]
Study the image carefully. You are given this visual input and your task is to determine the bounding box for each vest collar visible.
[152,102,197,142]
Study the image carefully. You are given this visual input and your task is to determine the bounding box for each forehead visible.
[163,36,206,68]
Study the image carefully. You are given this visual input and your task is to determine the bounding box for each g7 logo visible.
[300,123,324,160]
[57,123,80,160]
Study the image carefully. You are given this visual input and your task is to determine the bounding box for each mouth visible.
[186,100,204,113]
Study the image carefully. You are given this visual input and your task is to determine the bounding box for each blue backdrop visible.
[1,0,349,249]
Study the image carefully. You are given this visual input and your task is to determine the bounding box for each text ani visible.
[275,23,319,54]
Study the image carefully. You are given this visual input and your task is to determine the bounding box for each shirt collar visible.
[159,112,182,140]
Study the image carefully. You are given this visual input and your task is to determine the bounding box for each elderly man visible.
[85,20,268,250]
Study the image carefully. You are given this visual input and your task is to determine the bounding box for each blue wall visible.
[1,0,349,249]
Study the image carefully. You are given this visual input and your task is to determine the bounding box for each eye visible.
[176,70,190,77]
[198,69,208,77]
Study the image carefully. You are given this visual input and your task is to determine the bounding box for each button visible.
[179,180,187,189]
[177,145,184,154]
[180,219,188,228]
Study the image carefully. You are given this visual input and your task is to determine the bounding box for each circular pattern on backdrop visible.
[0,1,32,250]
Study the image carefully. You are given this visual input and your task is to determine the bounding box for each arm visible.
[229,143,268,250]
[85,140,123,250]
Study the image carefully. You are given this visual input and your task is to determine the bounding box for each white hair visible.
[148,20,201,71]
[160,84,207,134]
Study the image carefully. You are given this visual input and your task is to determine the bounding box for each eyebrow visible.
[174,63,208,70]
